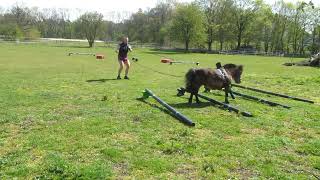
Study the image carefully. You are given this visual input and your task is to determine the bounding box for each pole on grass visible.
[197,94,253,117]
[142,89,195,126]
[232,84,314,104]
[177,88,252,117]
[232,91,291,109]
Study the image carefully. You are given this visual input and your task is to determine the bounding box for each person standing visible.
[116,37,132,80]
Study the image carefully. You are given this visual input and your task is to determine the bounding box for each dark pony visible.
[183,63,243,104]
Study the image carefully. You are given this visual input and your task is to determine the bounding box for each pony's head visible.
[223,64,243,84]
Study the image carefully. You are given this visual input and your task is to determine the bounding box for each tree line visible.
[0,0,319,54]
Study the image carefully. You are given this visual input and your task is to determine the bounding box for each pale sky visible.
[1,0,319,21]
[0,0,191,21]
[0,0,192,12]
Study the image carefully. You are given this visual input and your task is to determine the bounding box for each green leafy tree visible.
[25,27,41,40]
[0,24,24,40]
[168,3,205,51]
[215,0,235,50]
[243,1,271,51]
[198,0,218,51]
[232,0,259,49]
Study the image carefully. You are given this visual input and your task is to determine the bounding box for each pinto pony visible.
[182,63,243,104]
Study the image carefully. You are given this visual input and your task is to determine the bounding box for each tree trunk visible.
[89,40,94,48]
[311,27,316,54]
[279,24,286,52]
[237,30,242,50]
[185,39,189,52]
[208,28,213,52]
[264,42,269,53]
[300,30,305,55]
[208,41,212,52]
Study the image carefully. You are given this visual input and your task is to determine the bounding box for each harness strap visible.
[217,68,229,87]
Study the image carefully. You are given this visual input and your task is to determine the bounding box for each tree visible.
[232,0,259,49]
[76,12,103,47]
[25,27,40,40]
[0,24,24,40]
[307,6,320,53]
[215,0,235,51]
[147,2,174,45]
[270,1,292,52]
[168,3,205,51]
[198,0,218,51]
[243,1,272,51]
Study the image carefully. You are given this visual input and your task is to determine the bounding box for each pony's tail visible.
[185,68,196,92]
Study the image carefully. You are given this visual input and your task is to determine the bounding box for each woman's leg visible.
[118,60,124,77]
[124,60,130,77]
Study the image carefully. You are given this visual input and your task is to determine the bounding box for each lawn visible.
[0,42,319,179]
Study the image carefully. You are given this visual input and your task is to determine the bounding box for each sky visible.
[0,0,191,12]
[1,0,319,21]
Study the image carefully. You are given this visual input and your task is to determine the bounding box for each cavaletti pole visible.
[142,89,195,126]
[68,52,96,56]
[177,88,252,117]
[231,91,291,109]
[197,94,253,117]
[232,84,314,104]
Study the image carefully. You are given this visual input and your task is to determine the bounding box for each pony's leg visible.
[189,93,194,104]
[228,86,235,99]
[195,94,200,103]
[204,86,210,93]
[230,91,235,99]
[224,87,229,104]
[195,90,201,104]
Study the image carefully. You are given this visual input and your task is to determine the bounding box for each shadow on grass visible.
[169,102,212,109]
[136,98,194,127]
[86,79,118,83]
[203,91,224,97]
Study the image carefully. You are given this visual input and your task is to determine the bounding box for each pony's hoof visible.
[225,101,229,104]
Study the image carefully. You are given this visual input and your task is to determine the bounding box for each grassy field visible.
[0,42,319,179]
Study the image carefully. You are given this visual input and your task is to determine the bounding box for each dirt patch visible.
[113,161,130,178]
[193,129,212,140]
[19,115,36,130]
[175,164,197,179]
[112,133,138,143]
[232,167,259,179]
[132,116,142,123]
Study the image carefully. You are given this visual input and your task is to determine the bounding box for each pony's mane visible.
[223,63,237,69]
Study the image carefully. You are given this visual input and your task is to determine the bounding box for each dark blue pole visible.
[143,89,195,126]
[232,91,291,109]
[232,84,314,104]
[197,93,253,117]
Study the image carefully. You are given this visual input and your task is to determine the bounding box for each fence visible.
[218,50,285,57]
[0,38,310,58]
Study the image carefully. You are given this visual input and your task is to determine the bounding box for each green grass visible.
[0,42,319,179]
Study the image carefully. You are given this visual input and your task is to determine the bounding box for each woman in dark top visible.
[116,37,132,79]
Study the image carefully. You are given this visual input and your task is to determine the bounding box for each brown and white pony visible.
[181,63,243,104]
